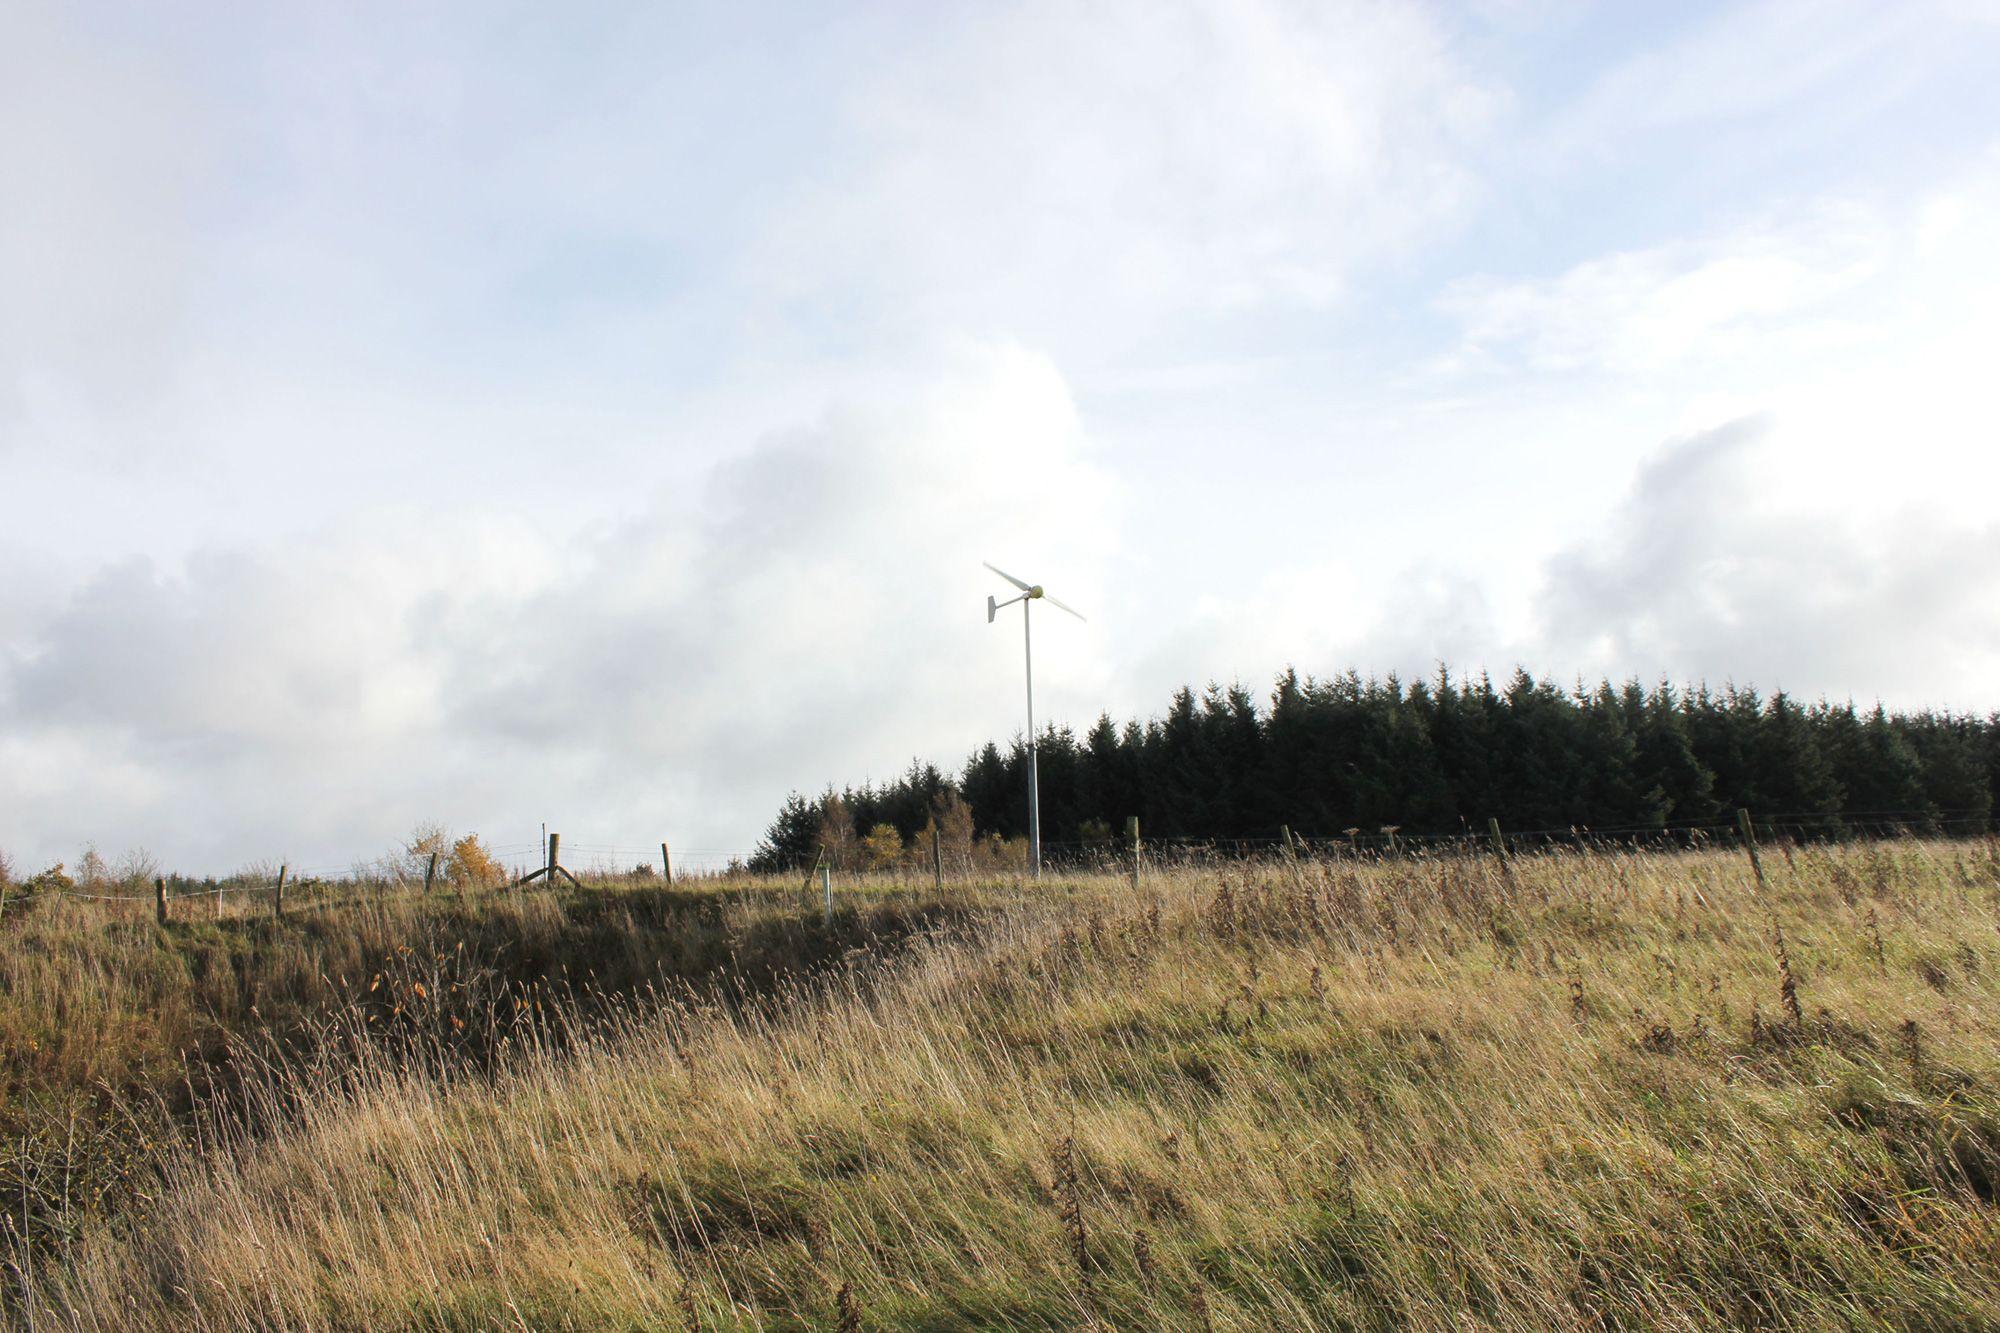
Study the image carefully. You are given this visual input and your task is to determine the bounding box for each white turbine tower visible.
[984,561,1086,879]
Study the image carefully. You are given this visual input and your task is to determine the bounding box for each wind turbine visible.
[984,561,1085,879]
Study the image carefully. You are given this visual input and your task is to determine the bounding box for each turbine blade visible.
[1043,593,1087,622]
[983,561,1033,592]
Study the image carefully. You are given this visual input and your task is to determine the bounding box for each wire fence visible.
[792,808,1999,878]
[7,807,1994,922]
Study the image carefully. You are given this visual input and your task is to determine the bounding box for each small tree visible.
[446,833,503,888]
[404,822,451,880]
[76,845,109,888]
[751,792,822,872]
[113,847,159,890]
[932,791,975,863]
[863,823,905,869]
[816,794,859,870]
[0,848,13,888]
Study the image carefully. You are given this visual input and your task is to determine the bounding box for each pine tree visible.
[756,668,1996,853]
[750,791,822,871]
[1751,692,1842,827]
[1578,682,1661,829]
[1632,682,1716,824]
[961,742,1018,839]
[1904,714,1994,828]
[1822,703,1926,823]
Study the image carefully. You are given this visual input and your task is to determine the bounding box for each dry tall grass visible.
[0,874,958,1275]
[16,839,2000,1329]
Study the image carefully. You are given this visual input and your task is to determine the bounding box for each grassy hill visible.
[11,840,2000,1328]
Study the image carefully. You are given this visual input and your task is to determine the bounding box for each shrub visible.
[863,823,906,868]
[24,862,75,895]
[446,834,504,888]
[932,791,976,857]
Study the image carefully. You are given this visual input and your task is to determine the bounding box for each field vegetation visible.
[5,834,2000,1328]
[0,862,959,1291]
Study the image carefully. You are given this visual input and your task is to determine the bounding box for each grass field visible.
[7,838,2000,1329]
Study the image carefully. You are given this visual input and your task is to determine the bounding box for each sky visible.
[4,0,2000,875]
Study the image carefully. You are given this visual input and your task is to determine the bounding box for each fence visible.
[1027,807,1998,868]
[7,808,1994,925]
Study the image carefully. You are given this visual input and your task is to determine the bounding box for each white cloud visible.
[753,0,1498,345]
[1536,418,2000,708]
[1540,0,1952,157]
[0,345,1116,873]
[1429,157,2000,522]
[0,0,205,443]
[1438,203,1889,375]
[4,3,2000,877]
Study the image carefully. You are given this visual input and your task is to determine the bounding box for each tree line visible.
[751,669,2000,870]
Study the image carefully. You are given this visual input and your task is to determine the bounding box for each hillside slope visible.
[30,841,2000,1330]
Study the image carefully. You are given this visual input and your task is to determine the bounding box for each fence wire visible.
[8,807,1993,918]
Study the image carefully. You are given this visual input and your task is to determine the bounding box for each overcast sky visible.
[5,0,1999,874]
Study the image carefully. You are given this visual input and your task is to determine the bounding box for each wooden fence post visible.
[1127,816,1142,891]
[821,862,833,925]
[931,825,943,892]
[274,863,286,919]
[1737,808,1767,894]
[424,852,438,894]
[513,831,577,889]
[156,876,168,925]
[1488,817,1516,888]
[661,841,673,884]
[540,833,580,888]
